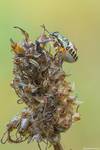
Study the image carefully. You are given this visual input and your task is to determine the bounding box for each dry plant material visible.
[1,25,80,150]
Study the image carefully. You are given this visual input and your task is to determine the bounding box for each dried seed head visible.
[1,25,81,150]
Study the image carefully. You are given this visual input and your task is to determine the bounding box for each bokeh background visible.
[0,0,100,150]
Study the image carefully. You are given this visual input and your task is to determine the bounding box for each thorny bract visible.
[1,25,80,150]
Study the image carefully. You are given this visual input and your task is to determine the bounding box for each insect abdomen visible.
[65,48,78,62]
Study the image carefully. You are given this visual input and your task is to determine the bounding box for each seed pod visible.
[10,39,24,54]
[29,59,40,68]
[7,116,20,130]
[32,134,42,142]
[72,112,80,122]
[19,118,29,132]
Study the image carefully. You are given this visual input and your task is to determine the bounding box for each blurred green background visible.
[0,0,100,150]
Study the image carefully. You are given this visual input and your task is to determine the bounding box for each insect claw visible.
[13,26,29,42]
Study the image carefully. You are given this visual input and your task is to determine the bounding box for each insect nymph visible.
[41,25,78,63]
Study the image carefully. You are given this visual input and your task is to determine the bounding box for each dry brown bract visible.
[1,26,80,150]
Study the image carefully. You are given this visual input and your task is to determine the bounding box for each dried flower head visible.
[1,25,80,150]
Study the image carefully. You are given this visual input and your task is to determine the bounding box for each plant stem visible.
[53,143,64,150]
